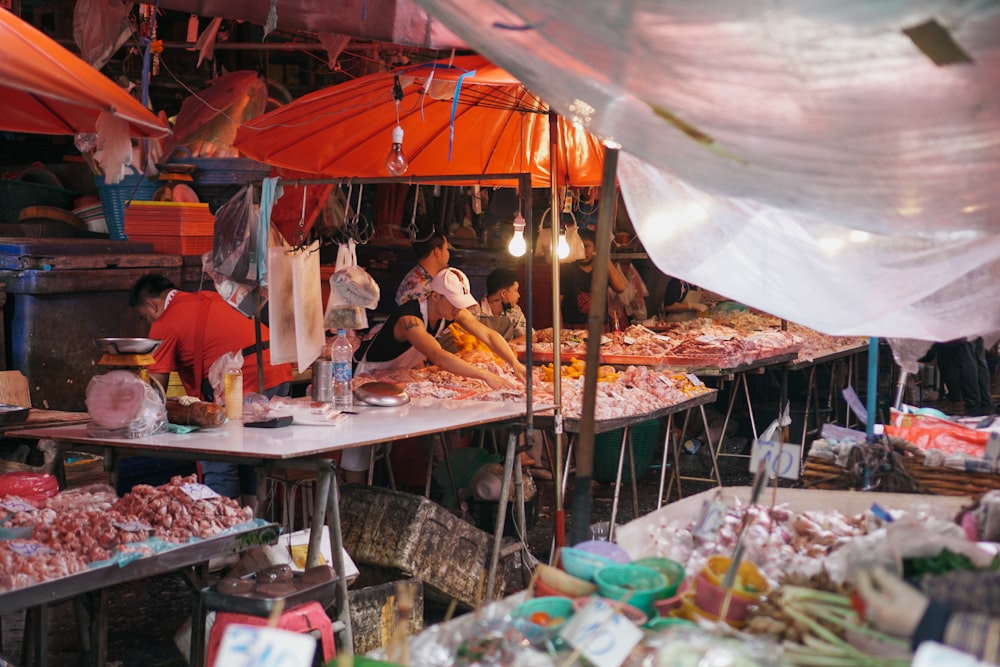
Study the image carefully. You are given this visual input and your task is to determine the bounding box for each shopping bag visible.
[268,241,325,370]
[324,239,376,330]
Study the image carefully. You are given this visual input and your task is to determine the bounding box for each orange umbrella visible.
[0,7,168,138]
[235,55,604,186]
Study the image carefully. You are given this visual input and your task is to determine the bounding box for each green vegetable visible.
[902,549,977,578]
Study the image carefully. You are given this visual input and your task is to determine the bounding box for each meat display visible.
[0,475,254,592]
[354,351,713,420]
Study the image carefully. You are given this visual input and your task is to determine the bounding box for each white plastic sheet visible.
[412,0,1000,357]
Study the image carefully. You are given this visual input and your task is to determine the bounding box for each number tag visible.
[559,597,643,667]
[749,440,801,480]
[685,373,705,388]
[114,521,152,532]
[693,498,727,539]
[1,500,36,513]
[214,625,316,667]
[181,483,221,501]
[9,540,51,557]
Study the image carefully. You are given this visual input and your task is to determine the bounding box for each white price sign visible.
[693,498,727,539]
[559,597,643,667]
[214,625,316,667]
[180,483,221,501]
[749,440,801,480]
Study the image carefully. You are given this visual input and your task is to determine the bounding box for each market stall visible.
[8,395,551,659]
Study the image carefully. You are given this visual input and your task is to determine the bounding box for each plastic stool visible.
[205,601,335,667]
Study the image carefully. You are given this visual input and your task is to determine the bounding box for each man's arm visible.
[454,310,527,381]
[395,315,516,390]
[607,260,627,294]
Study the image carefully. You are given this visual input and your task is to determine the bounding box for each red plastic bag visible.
[885,410,988,457]
[0,471,59,504]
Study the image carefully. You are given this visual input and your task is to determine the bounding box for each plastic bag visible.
[85,371,168,439]
[884,409,989,457]
[324,240,370,330]
[207,351,245,406]
[73,0,132,70]
[535,222,586,263]
[213,185,259,283]
[0,472,59,503]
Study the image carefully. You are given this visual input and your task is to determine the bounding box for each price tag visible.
[9,540,51,557]
[685,373,705,388]
[180,483,221,501]
[113,520,152,532]
[1,500,36,513]
[559,597,643,667]
[749,440,801,480]
[693,498,727,539]
[214,625,316,667]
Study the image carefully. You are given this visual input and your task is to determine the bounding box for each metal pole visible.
[548,111,565,551]
[866,337,878,440]
[570,144,619,547]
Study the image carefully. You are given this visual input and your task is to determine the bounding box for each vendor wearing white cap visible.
[344,268,527,483]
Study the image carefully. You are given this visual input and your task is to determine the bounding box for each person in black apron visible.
[345,268,527,483]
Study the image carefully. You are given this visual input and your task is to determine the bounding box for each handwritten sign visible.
[113,521,152,532]
[693,498,728,539]
[1,500,36,513]
[214,624,316,667]
[559,597,643,667]
[180,483,221,501]
[9,540,51,557]
[749,440,801,480]
[685,373,706,389]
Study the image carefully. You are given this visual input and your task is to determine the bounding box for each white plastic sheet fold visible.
[413,0,1000,358]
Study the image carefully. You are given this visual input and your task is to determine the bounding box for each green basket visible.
[0,179,77,222]
[592,418,662,483]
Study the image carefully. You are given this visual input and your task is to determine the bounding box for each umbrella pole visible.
[548,111,566,552]
[570,145,619,547]
[866,337,878,440]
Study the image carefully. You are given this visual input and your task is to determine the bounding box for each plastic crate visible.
[0,179,77,222]
[468,493,540,537]
[592,418,662,484]
[95,173,158,240]
[126,234,213,255]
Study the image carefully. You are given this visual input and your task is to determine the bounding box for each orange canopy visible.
[235,55,605,186]
[0,8,169,138]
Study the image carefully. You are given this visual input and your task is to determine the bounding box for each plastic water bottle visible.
[332,329,354,410]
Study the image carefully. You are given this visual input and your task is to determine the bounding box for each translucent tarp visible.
[412,0,1000,357]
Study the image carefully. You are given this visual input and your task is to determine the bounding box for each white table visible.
[9,397,549,661]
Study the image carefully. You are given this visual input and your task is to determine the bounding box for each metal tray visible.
[200,572,338,615]
[0,405,30,426]
[95,338,163,355]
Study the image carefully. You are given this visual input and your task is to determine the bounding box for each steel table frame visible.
[9,397,549,663]
[534,391,718,541]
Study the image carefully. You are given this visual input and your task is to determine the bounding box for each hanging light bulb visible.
[384,125,408,176]
[557,228,571,259]
[508,212,527,257]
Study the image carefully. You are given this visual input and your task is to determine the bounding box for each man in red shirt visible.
[129,274,293,503]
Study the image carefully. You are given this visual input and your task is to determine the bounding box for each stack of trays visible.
[123,201,215,254]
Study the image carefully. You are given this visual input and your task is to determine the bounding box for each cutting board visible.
[0,371,31,406]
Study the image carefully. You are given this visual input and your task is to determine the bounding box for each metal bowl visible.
[95,338,163,355]
[0,404,30,426]
[354,382,410,407]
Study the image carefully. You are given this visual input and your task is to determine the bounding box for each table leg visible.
[80,588,107,667]
[324,472,354,655]
[657,413,674,509]
[486,429,518,597]
[436,432,460,507]
[741,374,759,441]
[800,366,817,450]
[698,405,723,487]
[714,377,740,459]
[608,427,629,543]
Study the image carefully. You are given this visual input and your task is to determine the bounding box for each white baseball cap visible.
[430,268,477,309]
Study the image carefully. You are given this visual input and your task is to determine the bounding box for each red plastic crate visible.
[126,234,213,255]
